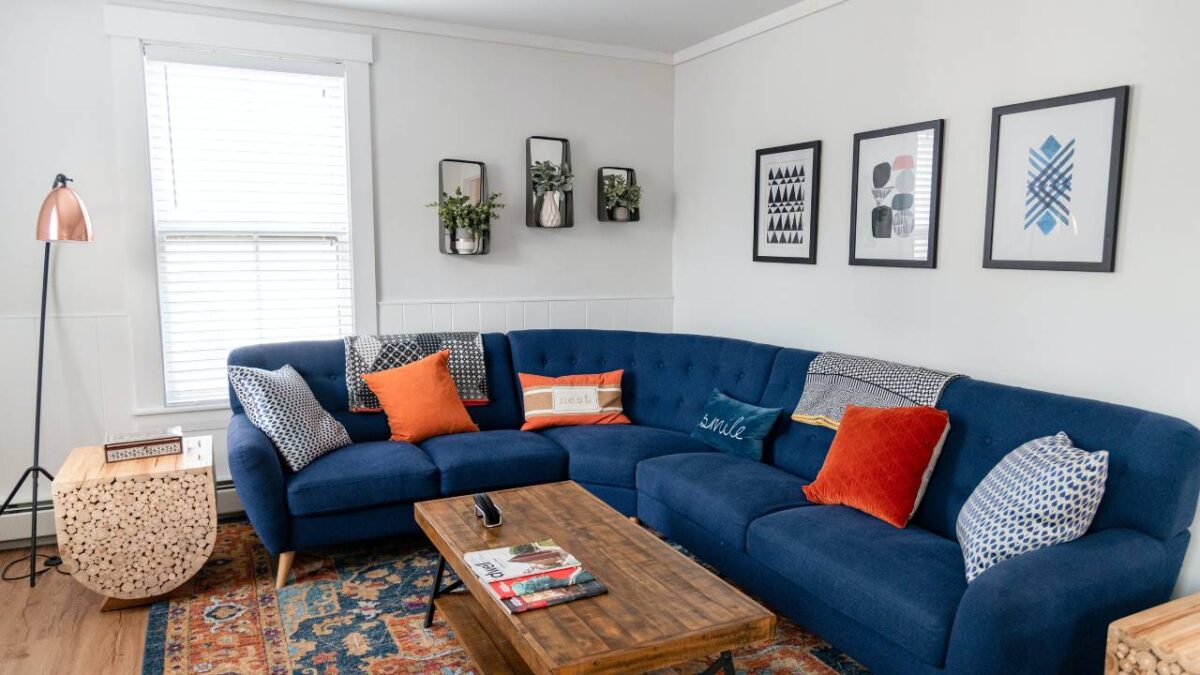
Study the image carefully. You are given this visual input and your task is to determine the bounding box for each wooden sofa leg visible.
[276,551,295,589]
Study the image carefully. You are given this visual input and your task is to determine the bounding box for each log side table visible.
[51,436,216,611]
[1107,593,1200,674]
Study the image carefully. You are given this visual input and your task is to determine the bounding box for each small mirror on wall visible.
[526,136,574,228]
[598,167,640,222]
[436,159,491,255]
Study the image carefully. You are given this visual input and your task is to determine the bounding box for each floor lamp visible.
[0,173,92,587]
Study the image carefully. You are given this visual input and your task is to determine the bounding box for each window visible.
[144,47,354,405]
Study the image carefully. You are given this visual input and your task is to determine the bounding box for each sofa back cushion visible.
[507,330,779,434]
[914,377,1200,542]
[227,332,523,442]
[758,347,834,479]
[759,347,1200,543]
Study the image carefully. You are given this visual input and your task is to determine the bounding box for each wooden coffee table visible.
[414,481,775,674]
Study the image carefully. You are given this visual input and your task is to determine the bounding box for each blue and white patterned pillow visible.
[229,364,352,472]
[956,432,1108,582]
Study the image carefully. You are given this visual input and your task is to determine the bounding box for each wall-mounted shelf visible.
[598,166,640,222]
[438,158,491,255]
[526,136,574,228]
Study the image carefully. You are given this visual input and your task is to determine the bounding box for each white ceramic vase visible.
[539,191,562,227]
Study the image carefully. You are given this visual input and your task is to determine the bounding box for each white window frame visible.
[106,7,377,414]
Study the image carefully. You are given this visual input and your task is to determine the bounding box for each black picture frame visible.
[752,140,821,264]
[983,86,1129,272]
[849,119,944,269]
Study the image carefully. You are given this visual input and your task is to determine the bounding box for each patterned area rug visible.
[142,522,867,674]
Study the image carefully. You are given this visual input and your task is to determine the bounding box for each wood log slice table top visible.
[51,437,216,609]
[414,481,776,675]
[1108,592,1200,674]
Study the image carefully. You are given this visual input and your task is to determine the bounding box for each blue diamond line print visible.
[1025,134,1075,234]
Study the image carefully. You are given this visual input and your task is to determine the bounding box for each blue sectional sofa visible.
[227,329,1200,675]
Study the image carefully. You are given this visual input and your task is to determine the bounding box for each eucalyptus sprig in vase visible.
[427,188,504,255]
[530,160,573,227]
[602,174,642,222]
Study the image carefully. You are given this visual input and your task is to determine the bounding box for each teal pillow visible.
[690,389,782,461]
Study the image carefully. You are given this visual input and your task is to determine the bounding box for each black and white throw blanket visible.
[791,352,961,429]
[345,332,488,412]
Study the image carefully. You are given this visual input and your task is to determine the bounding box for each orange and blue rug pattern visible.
[143,522,867,674]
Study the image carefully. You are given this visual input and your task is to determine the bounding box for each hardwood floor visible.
[0,545,145,675]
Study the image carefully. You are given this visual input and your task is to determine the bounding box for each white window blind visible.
[144,47,354,406]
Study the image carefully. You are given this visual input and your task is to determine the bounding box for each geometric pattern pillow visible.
[956,432,1108,582]
[228,364,352,472]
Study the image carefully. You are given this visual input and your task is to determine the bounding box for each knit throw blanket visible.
[345,332,488,412]
[791,352,961,429]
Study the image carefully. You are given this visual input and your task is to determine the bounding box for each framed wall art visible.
[849,119,944,268]
[753,140,821,264]
[983,86,1129,272]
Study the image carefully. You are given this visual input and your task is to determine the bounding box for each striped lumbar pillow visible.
[517,370,631,431]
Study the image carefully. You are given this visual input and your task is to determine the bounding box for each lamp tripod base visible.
[0,465,63,587]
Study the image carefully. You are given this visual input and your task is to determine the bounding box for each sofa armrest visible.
[944,528,1185,675]
[227,414,290,554]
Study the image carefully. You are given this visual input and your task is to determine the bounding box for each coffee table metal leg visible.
[423,554,464,628]
[699,650,735,675]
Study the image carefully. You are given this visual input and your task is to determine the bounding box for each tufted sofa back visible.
[914,378,1200,542]
[507,329,779,433]
[754,347,1200,543]
[226,330,1200,543]
[227,333,523,442]
[756,348,834,480]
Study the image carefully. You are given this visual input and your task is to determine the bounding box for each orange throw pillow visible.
[802,405,950,528]
[517,370,632,431]
[361,350,479,443]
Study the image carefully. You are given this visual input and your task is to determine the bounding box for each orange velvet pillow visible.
[517,370,632,431]
[361,350,479,443]
[802,405,950,528]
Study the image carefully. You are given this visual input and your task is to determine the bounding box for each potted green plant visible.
[602,174,642,222]
[427,188,504,254]
[530,160,573,227]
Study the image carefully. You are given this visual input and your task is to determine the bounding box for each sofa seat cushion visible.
[419,430,568,495]
[286,441,440,517]
[539,424,715,489]
[637,453,812,550]
[747,506,967,667]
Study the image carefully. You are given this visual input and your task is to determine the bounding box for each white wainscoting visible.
[0,295,672,543]
[376,297,673,334]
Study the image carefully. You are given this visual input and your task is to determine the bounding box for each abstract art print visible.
[850,120,943,268]
[754,141,821,264]
[984,86,1129,272]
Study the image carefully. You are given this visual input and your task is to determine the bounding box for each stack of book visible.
[463,538,607,613]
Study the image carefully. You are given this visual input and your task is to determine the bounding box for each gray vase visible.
[612,206,631,222]
[453,228,479,254]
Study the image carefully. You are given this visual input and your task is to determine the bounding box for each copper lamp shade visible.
[36,174,93,242]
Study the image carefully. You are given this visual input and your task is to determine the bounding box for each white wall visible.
[0,0,673,540]
[671,0,1200,592]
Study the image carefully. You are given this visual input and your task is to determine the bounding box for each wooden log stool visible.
[51,438,216,610]
[1107,593,1200,674]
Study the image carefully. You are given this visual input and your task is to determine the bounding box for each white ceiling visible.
[296,0,808,53]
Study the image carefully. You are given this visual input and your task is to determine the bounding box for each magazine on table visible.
[502,579,609,614]
[487,567,596,600]
[463,539,580,582]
